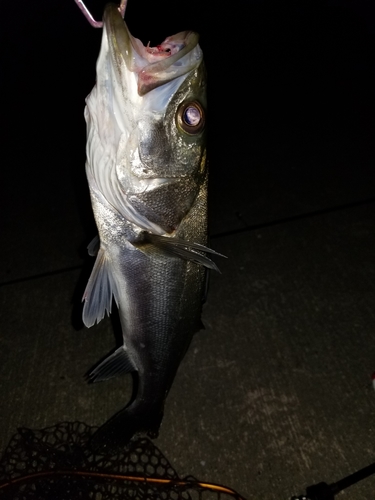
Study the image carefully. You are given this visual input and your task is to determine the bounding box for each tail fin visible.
[89,406,164,452]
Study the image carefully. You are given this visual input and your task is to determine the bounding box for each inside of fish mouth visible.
[119,0,183,56]
[145,40,185,57]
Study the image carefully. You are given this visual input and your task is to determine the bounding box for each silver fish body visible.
[82,3,215,450]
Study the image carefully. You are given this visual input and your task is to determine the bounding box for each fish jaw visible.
[103,3,202,95]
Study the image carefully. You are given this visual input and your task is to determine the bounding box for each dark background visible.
[1,1,375,498]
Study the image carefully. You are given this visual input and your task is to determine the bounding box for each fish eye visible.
[176,101,205,135]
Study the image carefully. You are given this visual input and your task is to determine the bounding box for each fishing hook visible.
[74,0,127,27]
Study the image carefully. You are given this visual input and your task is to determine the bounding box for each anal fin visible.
[87,346,136,383]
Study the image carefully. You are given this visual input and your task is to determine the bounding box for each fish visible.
[81,1,221,451]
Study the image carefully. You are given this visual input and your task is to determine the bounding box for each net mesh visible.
[0,422,245,500]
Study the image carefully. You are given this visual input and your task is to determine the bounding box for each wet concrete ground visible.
[1,1,375,498]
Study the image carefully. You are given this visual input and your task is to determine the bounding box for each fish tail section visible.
[89,405,164,452]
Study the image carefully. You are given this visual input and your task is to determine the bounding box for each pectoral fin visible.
[82,248,120,327]
[143,233,226,272]
[87,346,136,383]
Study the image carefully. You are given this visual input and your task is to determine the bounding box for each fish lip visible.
[104,4,134,69]
[104,3,201,95]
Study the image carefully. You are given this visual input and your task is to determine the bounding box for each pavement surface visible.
[1,1,375,499]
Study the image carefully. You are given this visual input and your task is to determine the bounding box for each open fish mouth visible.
[104,2,202,95]
[74,0,202,95]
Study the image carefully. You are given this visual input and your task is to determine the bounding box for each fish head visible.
[86,3,207,234]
